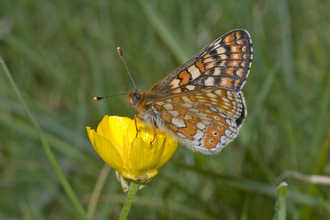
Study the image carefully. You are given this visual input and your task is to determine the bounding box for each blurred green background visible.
[1,0,330,219]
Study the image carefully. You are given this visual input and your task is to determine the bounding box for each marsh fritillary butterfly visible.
[125,29,252,154]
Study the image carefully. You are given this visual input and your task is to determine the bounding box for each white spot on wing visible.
[202,119,212,125]
[202,89,213,93]
[184,114,192,120]
[220,135,229,144]
[204,57,214,63]
[205,77,215,86]
[225,129,234,138]
[216,47,226,54]
[206,93,217,98]
[186,85,195,90]
[225,119,235,127]
[188,108,200,113]
[181,96,192,102]
[222,97,229,102]
[206,62,216,69]
[193,129,204,140]
[163,103,174,111]
[168,111,180,117]
[219,54,227,60]
[213,68,221,75]
[219,113,227,118]
[226,91,233,97]
[223,102,230,106]
[181,103,194,108]
[209,106,218,112]
[170,78,180,88]
[227,95,234,101]
[196,122,206,130]
[171,118,186,128]
[188,65,201,79]
[214,90,222,96]
[199,114,209,120]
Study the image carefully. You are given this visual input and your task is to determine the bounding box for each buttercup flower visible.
[86,115,179,189]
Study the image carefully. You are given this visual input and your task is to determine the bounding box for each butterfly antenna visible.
[93,93,127,101]
[117,47,137,90]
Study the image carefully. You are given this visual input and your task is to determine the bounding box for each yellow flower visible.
[86,115,179,188]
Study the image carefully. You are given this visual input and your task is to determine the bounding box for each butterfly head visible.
[126,90,141,107]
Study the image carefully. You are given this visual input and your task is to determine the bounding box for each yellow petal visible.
[86,126,124,171]
[157,136,180,168]
[97,116,132,151]
[128,137,166,174]
[126,118,156,143]
[125,117,141,143]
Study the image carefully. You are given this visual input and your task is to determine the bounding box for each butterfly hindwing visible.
[151,88,246,154]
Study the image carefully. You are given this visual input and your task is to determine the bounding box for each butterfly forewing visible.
[148,29,252,97]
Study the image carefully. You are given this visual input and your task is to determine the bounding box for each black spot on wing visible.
[235,93,246,126]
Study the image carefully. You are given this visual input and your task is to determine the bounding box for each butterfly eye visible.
[131,92,141,105]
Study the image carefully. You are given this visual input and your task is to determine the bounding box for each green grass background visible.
[1,0,330,219]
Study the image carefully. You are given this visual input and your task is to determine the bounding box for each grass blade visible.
[0,55,88,220]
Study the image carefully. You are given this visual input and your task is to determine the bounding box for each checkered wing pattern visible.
[126,29,252,154]
[148,29,253,97]
[151,88,246,154]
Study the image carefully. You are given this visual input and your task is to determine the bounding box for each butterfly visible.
[126,29,253,154]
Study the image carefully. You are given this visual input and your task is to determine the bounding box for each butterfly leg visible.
[150,115,157,145]
[134,115,139,138]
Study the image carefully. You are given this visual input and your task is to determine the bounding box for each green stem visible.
[87,164,111,219]
[119,182,139,220]
[0,55,88,220]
